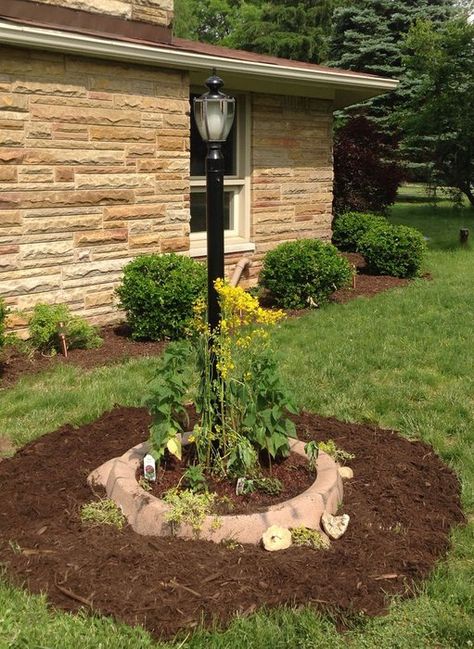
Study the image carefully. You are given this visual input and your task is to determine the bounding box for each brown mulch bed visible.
[0,324,165,389]
[0,407,463,640]
[332,252,410,304]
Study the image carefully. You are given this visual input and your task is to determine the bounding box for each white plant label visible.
[143,454,156,482]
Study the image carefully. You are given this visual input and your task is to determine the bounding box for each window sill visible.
[189,238,256,258]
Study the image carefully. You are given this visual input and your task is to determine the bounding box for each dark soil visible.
[331,252,411,304]
[0,407,463,640]
[0,324,165,389]
[141,448,314,514]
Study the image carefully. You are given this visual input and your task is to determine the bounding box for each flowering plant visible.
[147,280,298,479]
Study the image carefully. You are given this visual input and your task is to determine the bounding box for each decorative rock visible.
[262,525,292,552]
[321,512,350,540]
[339,466,354,480]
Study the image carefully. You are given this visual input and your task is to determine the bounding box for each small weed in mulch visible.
[0,407,464,640]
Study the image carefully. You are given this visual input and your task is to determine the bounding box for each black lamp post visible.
[193,71,235,333]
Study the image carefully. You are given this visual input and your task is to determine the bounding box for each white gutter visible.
[0,21,398,92]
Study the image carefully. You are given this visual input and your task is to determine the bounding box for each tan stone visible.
[24,148,124,166]
[161,236,188,252]
[12,81,87,97]
[0,275,61,298]
[36,0,132,20]
[0,130,25,146]
[129,234,161,249]
[74,229,128,246]
[23,214,102,234]
[5,312,29,328]
[103,203,166,221]
[90,126,156,142]
[0,167,17,182]
[31,104,140,126]
[84,289,115,308]
[0,211,21,227]
[75,173,155,190]
[0,94,28,112]
[2,189,134,210]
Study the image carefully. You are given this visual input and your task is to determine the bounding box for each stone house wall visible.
[33,0,174,27]
[0,45,189,330]
[0,46,334,334]
[247,94,333,282]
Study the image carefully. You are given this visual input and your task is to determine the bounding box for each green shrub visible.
[0,298,7,348]
[259,239,353,309]
[28,304,102,353]
[332,211,387,252]
[116,253,207,341]
[358,224,426,278]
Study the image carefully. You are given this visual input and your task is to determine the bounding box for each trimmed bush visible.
[358,224,426,278]
[116,253,207,340]
[0,298,7,348]
[260,239,353,309]
[332,211,388,252]
[29,304,102,353]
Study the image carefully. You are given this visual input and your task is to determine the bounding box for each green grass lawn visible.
[1,188,473,648]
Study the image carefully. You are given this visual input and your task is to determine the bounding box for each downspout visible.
[230,257,251,287]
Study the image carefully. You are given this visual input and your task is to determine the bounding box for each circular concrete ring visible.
[88,438,343,545]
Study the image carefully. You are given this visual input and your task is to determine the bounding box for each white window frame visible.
[189,92,253,256]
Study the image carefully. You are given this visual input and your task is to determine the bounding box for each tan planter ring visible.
[88,438,343,545]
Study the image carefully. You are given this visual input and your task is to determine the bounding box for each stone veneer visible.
[34,0,174,27]
[249,94,333,281]
[0,46,189,331]
[0,47,334,334]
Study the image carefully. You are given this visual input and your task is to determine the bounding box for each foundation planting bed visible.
[1,262,416,389]
[0,406,463,640]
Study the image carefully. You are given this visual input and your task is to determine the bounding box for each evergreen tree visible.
[403,18,474,205]
[329,0,456,184]
[224,0,341,63]
[174,0,343,64]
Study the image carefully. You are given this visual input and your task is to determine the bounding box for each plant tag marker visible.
[236,477,246,495]
[143,454,156,482]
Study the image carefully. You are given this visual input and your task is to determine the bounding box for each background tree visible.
[173,0,239,43]
[333,116,404,214]
[402,18,474,206]
[223,0,341,63]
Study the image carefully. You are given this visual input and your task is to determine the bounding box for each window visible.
[189,92,250,245]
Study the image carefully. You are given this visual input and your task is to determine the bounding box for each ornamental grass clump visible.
[259,239,353,309]
[145,280,298,486]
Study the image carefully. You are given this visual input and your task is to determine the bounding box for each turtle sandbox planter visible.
[89,437,343,545]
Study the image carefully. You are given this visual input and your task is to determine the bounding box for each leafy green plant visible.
[28,304,102,353]
[163,488,217,535]
[358,223,426,278]
[259,239,353,309]
[291,526,330,550]
[332,211,388,252]
[304,441,319,473]
[138,477,152,492]
[182,465,208,493]
[144,342,192,466]
[116,253,206,341]
[318,439,355,464]
[0,298,7,348]
[253,477,284,496]
[80,499,125,529]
